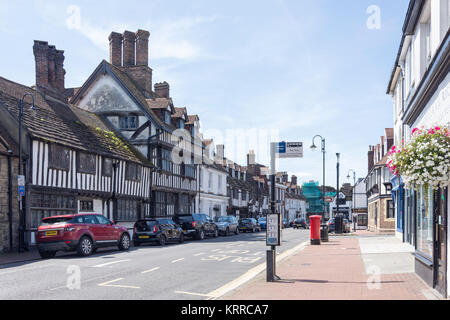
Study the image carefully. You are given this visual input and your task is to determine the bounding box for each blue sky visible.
[0,0,409,187]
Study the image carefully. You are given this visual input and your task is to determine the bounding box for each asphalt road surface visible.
[0,228,310,300]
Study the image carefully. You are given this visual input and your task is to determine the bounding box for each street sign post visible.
[267,141,303,282]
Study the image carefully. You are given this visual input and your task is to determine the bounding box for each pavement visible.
[224,231,442,300]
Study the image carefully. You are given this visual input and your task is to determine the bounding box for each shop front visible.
[414,185,448,298]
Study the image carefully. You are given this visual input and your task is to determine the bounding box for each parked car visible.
[36,214,131,259]
[292,218,308,229]
[133,218,184,246]
[343,218,351,233]
[258,217,267,230]
[173,214,219,240]
[214,215,239,236]
[327,218,335,233]
[282,218,290,228]
[239,218,261,233]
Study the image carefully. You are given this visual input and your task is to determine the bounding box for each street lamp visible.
[18,93,36,252]
[347,169,356,232]
[336,153,340,220]
[311,135,326,219]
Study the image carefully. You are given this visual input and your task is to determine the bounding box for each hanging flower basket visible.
[387,126,450,190]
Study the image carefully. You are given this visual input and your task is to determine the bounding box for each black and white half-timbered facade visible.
[70,30,198,218]
[0,40,153,245]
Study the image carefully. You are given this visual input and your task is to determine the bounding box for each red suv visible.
[37,214,131,259]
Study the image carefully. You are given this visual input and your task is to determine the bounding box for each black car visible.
[173,214,219,240]
[282,218,290,229]
[239,218,261,233]
[133,218,184,246]
[292,218,308,229]
[327,218,335,233]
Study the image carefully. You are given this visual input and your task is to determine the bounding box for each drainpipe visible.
[7,150,13,251]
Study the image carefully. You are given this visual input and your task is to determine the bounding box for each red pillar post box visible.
[310,215,322,245]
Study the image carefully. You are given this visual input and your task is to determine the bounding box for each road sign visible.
[18,175,25,197]
[266,214,281,246]
[276,142,303,159]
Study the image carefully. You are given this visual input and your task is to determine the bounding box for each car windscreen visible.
[135,220,157,231]
[176,216,194,223]
[241,219,252,223]
[39,217,74,227]
[217,217,230,222]
[258,218,266,222]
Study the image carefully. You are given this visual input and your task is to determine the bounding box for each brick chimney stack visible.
[247,150,256,166]
[368,146,375,172]
[122,31,136,67]
[136,29,150,66]
[154,82,170,99]
[291,175,297,185]
[109,32,123,67]
[33,40,66,101]
[108,30,153,96]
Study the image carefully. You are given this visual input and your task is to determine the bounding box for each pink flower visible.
[435,126,441,131]
[412,128,419,134]
[428,129,435,135]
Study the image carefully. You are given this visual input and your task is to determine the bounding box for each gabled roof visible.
[70,60,175,131]
[0,76,151,165]
[171,107,187,119]
[186,115,199,125]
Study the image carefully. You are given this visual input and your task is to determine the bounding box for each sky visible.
[0,0,410,188]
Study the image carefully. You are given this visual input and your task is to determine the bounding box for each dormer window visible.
[179,119,185,129]
[165,110,171,125]
[119,115,138,130]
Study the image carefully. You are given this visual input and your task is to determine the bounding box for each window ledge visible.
[413,252,433,267]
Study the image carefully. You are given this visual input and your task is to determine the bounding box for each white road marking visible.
[175,291,214,298]
[194,253,205,257]
[171,258,185,263]
[93,260,131,268]
[0,264,55,276]
[98,278,140,289]
[141,267,160,274]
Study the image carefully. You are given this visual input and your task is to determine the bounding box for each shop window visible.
[117,199,139,221]
[30,193,77,228]
[80,200,94,212]
[416,185,434,258]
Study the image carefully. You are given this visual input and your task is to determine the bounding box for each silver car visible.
[214,216,239,236]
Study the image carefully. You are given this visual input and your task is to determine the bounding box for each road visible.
[0,228,309,300]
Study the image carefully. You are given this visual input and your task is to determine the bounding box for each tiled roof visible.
[0,76,151,165]
[171,107,186,119]
[186,115,199,125]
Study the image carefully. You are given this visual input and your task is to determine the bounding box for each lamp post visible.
[336,153,340,220]
[347,169,356,232]
[310,135,326,219]
[18,93,36,252]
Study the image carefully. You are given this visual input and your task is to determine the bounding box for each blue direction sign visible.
[276,142,286,154]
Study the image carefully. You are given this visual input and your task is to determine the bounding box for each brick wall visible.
[367,198,395,233]
[0,154,19,252]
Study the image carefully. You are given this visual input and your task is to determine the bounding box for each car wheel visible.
[119,233,130,251]
[197,229,205,241]
[158,235,167,246]
[179,233,185,244]
[39,250,56,259]
[77,236,93,257]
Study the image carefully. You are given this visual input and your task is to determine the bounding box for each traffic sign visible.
[276,142,303,159]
